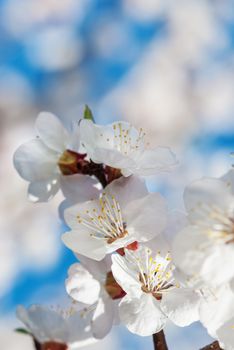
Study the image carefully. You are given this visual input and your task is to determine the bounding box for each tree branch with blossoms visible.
[13,106,234,350]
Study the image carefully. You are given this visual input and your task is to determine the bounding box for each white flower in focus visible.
[80,119,177,176]
[216,317,234,350]
[16,304,96,349]
[66,255,125,339]
[13,112,96,202]
[62,176,167,261]
[173,177,234,287]
[111,243,200,336]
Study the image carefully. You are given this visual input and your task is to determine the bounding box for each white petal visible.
[173,225,234,287]
[66,312,95,345]
[172,225,211,278]
[200,284,234,338]
[91,293,114,339]
[76,254,111,280]
[111,254,142,298]
[66,263,100,304]
[36,112,69,153]
[64,198,100,228]
[63,176,149,258]
[16,305,68,343]
[200,244,234,287]
[134,147,177,175]
[229,278,234,293]
[60,174,100,203]
[164,210,188,241]
[28,178,60,202]
[126,193,167,241]
[105,175,148,210]
[80,119,114,160]
[16,305,34,334]
[161,288,200,327]
[220,169,234,195]
[216,317,234,350]
[119,294,167,336]
[64,176,147,227]
[93,148,135,170]
[184,177,232,214]
[62,230,107,261]
[142,235,171,255]
[13,139,58,182]
[68,122,81,152]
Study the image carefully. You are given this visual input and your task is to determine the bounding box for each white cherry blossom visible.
[111,241,200,336]
[80,119,177,176]
[66,255,125,339]
[13,112,95,202]
[62,176,167,261]
[173,177,234,288]
[16,304,96,349]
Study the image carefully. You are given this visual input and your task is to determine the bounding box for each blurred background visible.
[0,0,234,349]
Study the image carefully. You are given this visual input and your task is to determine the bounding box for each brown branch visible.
[200,341,222,350]
[152,330,168,350]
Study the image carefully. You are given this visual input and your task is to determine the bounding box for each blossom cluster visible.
[13,109,234,350]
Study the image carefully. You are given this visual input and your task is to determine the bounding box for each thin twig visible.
[152,330,168,350]
[200,341,222,350]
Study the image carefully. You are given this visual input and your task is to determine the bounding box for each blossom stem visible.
[152,330,168,350]
[33,339,41,350]
[200,341,222,350]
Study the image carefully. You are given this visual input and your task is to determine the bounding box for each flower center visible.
[41,341,68,350]
[104,271,126,300]
[108,123,146,156]
[193,203,234,244]
[58,150,86,175]
[77,193,128,244]
[126,249,178,300]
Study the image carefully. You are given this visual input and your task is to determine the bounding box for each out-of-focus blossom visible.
[111,242,200,336]
[195,65,234,131]
[123,0,168,21]
[17,304,96,349]
[25,26,84,72]
[2,0,90,38]
[0,69,34,126]
[100,0,232,149]
[167,1,228,66]
[66,256,123,339]
[0,123,62,297]
[62,176,167,260]
[173,176,234,288]
[13,112,95,202]
[80,120,177,176]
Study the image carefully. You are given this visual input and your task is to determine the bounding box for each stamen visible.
[76,193,128,244]
[110,123,147,156]
[125,248,178,300]
[191,203,234,244]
